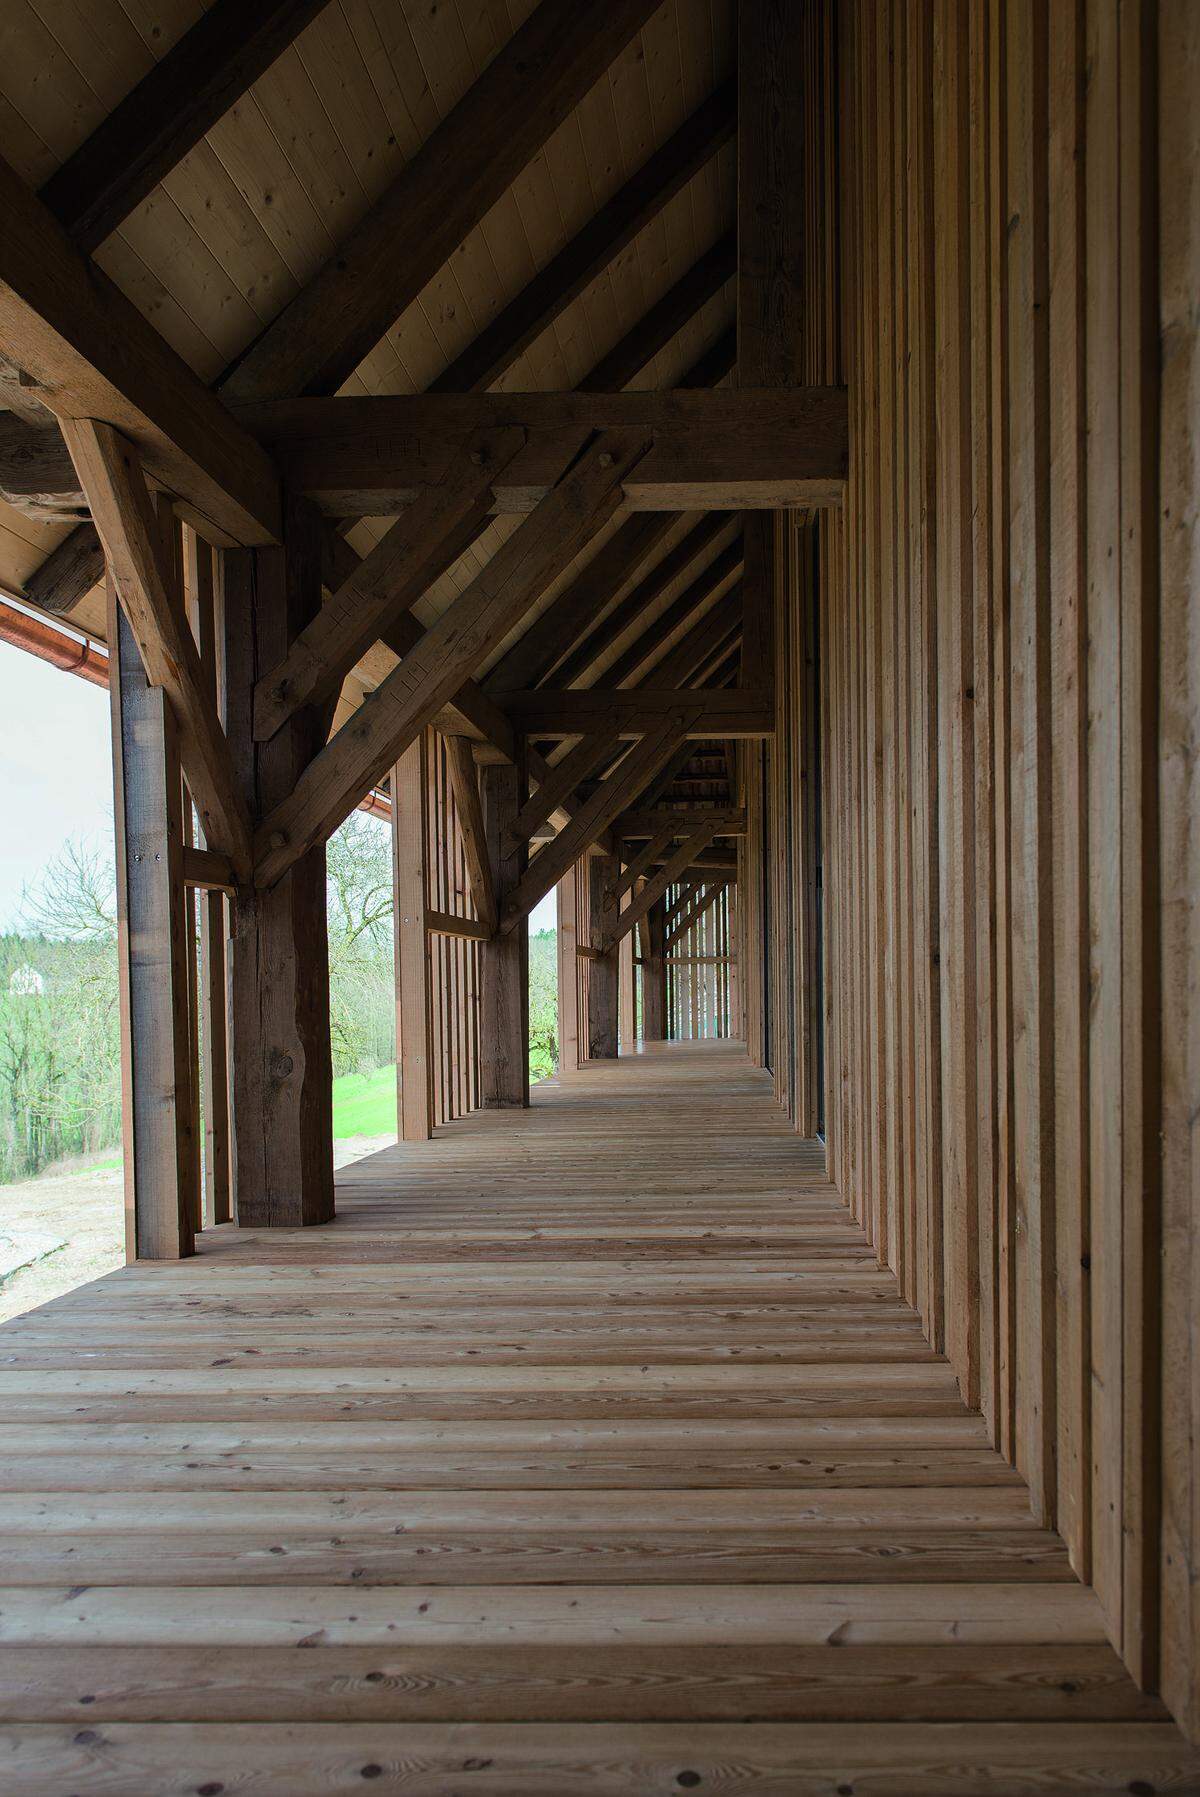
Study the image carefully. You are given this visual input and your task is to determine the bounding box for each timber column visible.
[480,758,529,1106]
[641,897,668,1042]
[221,498,334,1226]
[587,850,620,1059]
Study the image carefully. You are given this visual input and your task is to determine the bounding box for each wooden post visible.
[107,589,196,1260]
[588,850,620,1059]
[392,736,433,1140]
[642,897,668,1041]
[480,758,529,1106]
[556,864,580,1075]
[618,885,636,1048]
[221,499,334,1228]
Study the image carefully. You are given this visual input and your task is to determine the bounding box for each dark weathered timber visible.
[37,0,331,255]
[579,235,736,393]
[430,86,735,395]
[599,540,744,690]
[587,851,621,1057]
[638,588,746,691]
[480,761,529,1107]
[221,501,334,1228]
[220,0,663,402]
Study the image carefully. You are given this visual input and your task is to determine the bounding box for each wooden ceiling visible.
[0,0,736,729]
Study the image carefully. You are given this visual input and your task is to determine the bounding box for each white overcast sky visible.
[0,637,558,934]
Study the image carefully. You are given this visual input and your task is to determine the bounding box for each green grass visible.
[332,1064,398,1138]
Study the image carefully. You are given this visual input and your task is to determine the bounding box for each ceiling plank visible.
[0,153,281,547]
[430,84,734,394]
[38,0,331,255]
[500,710,699,932]
[615,806,748,837]
[220,0,664,403]
[253,432,649,887]
[61,418,252,876]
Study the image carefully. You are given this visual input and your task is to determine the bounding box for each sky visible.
[0,636,559,933]
[0,638,114,931]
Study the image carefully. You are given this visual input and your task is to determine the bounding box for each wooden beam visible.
[666,877,733,950]
[485,513,678,695]
[553,515,737,688]
[480,761,529,1106]
[425,909,490,943]
[603,825,721,950]
[500,711,698,931]
[23,524,106,616]
[107,593,196,1261]
[503,730,624,855]
[444,735,497,935]
[61,418,254,877]
[638,587,745,691]
[430,84,734,394]
[181,846,237,895]
[37,0,330,255]
[603,545,743,690]
[220,501,335,1227]
[233,387,848,513]
[253,427,525,741]
[220,0,662,403]
[587,851,620,1057]
[391,739,433,1141]
[738,0,805,384]
[254,432,648,888]
[616,806,748,838]
[579,235,736,394]
[0,153,280,547]
[615,823,677,900]
[494,689,774,738]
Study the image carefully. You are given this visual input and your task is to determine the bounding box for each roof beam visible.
[599,540,743,689]
[38,0,331,255]
[603,824,720,949]
[430,85,734,394]
[500,709,699,932]
[493,688,774,738]
[0,152,281,547]
[552,514,736,689]
[61,418,252,876]
[233,387,849,513]
[579,235,735,392]
[221,0,664,403]
[502,729,624,855]
[615,823,677,900]
[636,586,745,690]
[616,806,747,838]
[253,431,647,887]
[252,426,525,741]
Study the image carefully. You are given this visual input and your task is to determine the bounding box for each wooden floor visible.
[1,1042,1197,1794]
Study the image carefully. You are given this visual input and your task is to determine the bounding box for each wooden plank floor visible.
[1,1042,1197,1794]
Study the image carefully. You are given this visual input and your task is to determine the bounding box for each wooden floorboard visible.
[0,1041,1195,1794]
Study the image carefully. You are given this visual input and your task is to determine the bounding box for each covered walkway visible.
[1,1042,1196,1793]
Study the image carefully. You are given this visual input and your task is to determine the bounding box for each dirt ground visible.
[0,1134,395,1324]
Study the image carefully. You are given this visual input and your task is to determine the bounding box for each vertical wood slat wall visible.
[665,880,734,1040]
[759,0,1198,1736]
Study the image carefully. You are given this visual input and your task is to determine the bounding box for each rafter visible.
[502,730,625,856]
[233,387,849,514]
[0,152,280,547]
[601,541,743,689]
[615,824,677,901]
[221,0,662,403]
[579,234,736,393]
[603,824,721,950]
[61,418,252,876]
[639,587,746,691]
[430,85,734,395]
[500,710,700,932]
[253,432,648,888]
[552,514,736,689]
[38,1,330,255]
